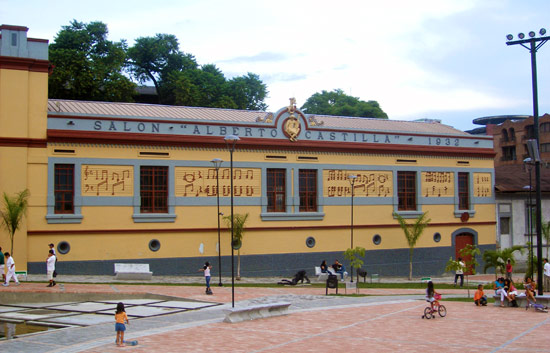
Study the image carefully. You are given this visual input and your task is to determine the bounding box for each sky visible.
[2,0,550,131]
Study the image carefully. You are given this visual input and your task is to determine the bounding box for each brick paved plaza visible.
[0,275,548,352]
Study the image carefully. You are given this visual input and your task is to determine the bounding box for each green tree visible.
[127,33,198,104]
[0,189,29,255]
[223,213,249,280]
[343,246,366,283]
[445,244,480,297]
[394,212,431,280]
[168,64,233,108]
[300,89,388,119]
[482,245,524,280]
[48,20,136,102]
[227,73,268,110]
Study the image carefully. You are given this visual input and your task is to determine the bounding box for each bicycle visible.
[422,293,447,319]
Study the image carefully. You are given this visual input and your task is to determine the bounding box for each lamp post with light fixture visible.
[348,174,357,282]
[224,135,239,308]
[506,28,549,294]
[211,158,223,287]
[524,157,534,275]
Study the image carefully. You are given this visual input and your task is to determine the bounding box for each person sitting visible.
[332,259,346,281]
[474,284,487,306]
[524,276,537,308]
[494,277,508,307]
[505,279,518,307]
[320,260,329,273]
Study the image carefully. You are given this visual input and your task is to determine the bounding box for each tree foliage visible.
[445,244,480,297]
[394,212,431,280]
[48,21,269,110]
[223,213,249,280]
[0,189,29,255]
[48,20,136,102]
[482,245,524,280]
[300,89,388,119]
[127,35,267,109]
[344,246,366,283]
[127,33,197,104]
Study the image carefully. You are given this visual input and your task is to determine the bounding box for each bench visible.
[315,266,329,281]
[493,294,550,308]
[15,271,27,281]
[371,273,380,283]
[223,302,291,323]
[114,263,152,280]
[421,277,431,283]
[315,266,348,281]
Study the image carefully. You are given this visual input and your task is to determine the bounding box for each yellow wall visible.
[0,67,49,270]
[24,143,496,265]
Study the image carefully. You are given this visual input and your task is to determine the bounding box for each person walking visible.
[543,258,550,292]
[3,252,20,286]
[0,246,5,283]
[46,249,56,287]
[454,257,465,287]
[199,261,213,295]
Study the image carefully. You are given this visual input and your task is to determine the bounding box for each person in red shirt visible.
[505,259,513,281]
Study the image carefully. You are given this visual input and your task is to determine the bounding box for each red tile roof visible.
[48,99,469,136]
[495,164,550,192]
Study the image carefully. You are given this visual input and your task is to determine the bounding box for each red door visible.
[455,233,474,275]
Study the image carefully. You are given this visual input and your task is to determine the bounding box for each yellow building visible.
[1,25,496,277]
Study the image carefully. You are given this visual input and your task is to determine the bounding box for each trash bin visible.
[326,274,339,295]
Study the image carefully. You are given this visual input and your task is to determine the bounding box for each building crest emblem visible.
[284,97,301,142]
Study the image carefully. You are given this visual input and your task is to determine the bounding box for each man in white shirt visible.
[543,258,550,292]
[3,252,20,286]
[46,250,56,287]
[454,257,465,287]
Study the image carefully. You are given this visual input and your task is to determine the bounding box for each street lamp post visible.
[507,29,549,295]
[211,158,223,287]
[224,135,239,308]
[524,158,534,274]
[348,174,357,282]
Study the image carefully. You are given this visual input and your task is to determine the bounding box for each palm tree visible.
[0,189,30,255]
[482,245,524,280]
[394,212,431,280]
[223,213,248,280]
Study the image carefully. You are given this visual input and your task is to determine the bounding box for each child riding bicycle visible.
[426,281,441,312]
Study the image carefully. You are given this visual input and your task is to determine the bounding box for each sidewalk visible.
[22,272,501,285]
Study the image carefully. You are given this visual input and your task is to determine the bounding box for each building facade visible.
[0,25,497,277]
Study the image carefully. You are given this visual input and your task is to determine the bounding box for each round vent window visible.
[149,239,161,252]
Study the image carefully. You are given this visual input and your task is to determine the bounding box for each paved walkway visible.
[1,274,547,353]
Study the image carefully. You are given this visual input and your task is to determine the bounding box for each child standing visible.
[474,284,487,306]
[115,302,129,347]
[199,261,213,295]
[3,252,19,286]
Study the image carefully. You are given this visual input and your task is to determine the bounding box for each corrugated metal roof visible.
[48,99,469,136]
